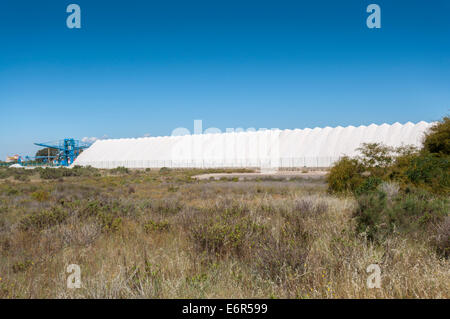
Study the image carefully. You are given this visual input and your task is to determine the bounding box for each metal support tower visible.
[34,138,91,166]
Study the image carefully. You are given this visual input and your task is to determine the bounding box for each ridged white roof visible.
[73,121,433,168]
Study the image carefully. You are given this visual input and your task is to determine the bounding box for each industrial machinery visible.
[17,155,58,166]
[33,138,91,166]
[15,138,91,167]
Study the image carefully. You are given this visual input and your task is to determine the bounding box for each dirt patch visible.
[193,170,328,181]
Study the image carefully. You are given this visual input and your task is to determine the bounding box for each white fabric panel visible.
[73,122,434,169]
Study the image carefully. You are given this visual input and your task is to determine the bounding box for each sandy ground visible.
[193,170,328,180]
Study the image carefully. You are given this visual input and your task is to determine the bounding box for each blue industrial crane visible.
[33,138,91,166]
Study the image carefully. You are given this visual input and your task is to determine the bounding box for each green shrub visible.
[149,198,182,215]
[72,165,100,177]
[6,187,19,196]
[191,216,261,257]
[354,189,448,241]
[0,170,10,179]
[78,198,137,233]
[31,190,50,202]
[110,166,129,175]
[19,207,68,231]
[423,116,450,156]
[159,167,171,174]
[13,174,30,182]
[143,220,170,233]
[327,157,364,193]
[98,214,122,232]
[167,185,178,192]
[7,168,33,182]
[405,154,449,194]
[39,168,63,180]
[190,203,264,257]
[353,191,387,240]
[355,176,383,196]
[388,151,419,186]
[357,143,395,169]
[39,166,100,178]
[80,198,137,219]
[79,200,103,218]
[12,259,33,273]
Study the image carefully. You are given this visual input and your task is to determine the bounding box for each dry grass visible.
[0,168,448,298]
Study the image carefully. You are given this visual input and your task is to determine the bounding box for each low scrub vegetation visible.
[0,164,447,299]
[328,116,449,259]
[354,186,448,242]
[0,168,34,181]
[0,118,447,298]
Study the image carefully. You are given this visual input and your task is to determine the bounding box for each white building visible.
[73,121,432,169]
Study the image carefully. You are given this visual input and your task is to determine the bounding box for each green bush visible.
[143,220,170,233]
[357,143,395,169]
[61,168,80,177]
[355,176,383,196]
[0,169,9,179]
[159,167,171,174]
[110,166,129,175]
[2,168,34,182]
[327,157,364,193]
[354,189,448,241]
[31,190,50,202]
[191,216,260,257]
[78,198,137,233]
[39,166,95,178]
[149,198,182,215]
[39,168,63,180]
[13,173,30,182]
[405,154,449,194]
[167,185,178,192]
[98,214,122,232]
[190,203,264,257]
[19,207,68,231]
[6,187,19,196]
[423,116,450,156]
[12,259,33,273]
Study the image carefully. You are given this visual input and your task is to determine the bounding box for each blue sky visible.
[0,0,449,159]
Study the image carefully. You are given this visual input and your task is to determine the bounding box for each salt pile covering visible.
[73,121,432,169]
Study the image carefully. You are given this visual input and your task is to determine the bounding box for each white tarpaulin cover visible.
[73,121,432,169]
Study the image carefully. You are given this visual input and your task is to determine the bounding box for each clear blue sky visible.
[1,0,449,159]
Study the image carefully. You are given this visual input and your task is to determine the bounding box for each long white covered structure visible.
[73,121,432,169]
